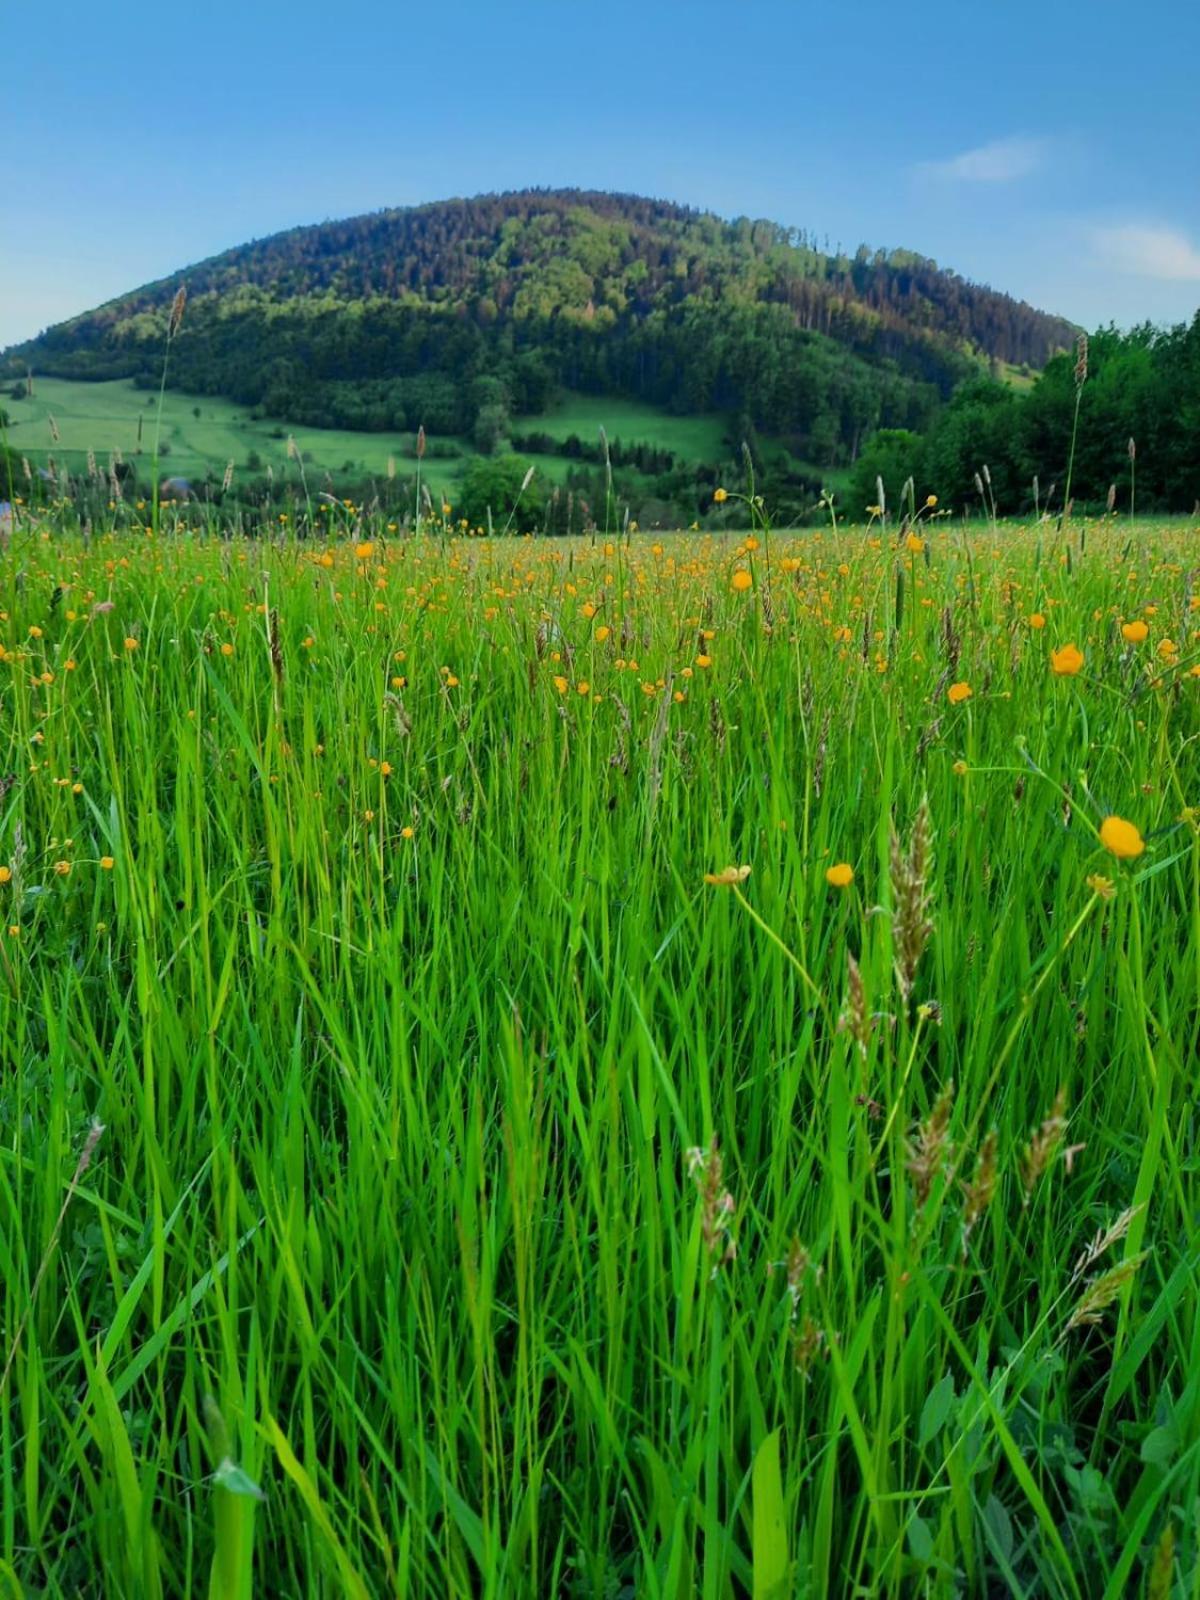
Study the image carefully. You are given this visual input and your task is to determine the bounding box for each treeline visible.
[7,190,1077,467]
[510,432,676,474]
[852,320,1200,516]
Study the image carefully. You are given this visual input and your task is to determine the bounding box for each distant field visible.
[519,392,730,459]
[3,377,473,487]
[998,360,1039,392]
[5,379,742,488]
[3,376,857,526]
[520,392,852,501]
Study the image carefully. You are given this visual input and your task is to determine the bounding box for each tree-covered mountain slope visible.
[4,189,1076,464]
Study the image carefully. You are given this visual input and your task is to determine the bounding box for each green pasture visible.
[0,504,1195,1596]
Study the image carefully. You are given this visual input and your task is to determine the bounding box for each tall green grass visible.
[0,510,1197,1596]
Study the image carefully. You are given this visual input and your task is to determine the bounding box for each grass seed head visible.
[891,795,935,1004]
[168,284,187,338]
[792,1314,825,1376]
[1021,1086,1068,1203]
[1071,1204,1143,1281]
[1146,1521,1175,1600]
[269,608,284,684]
[1065,1252,1147,1333]
[686,1136,737,1274]
[960,1129,998,1252]
[906,1079,954,1207]
[837,951,871,1057]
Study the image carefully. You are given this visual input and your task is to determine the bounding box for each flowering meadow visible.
[1,506,1198,1597]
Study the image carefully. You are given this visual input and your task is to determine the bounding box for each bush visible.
[457,454,544,533]
[849,429,925,516]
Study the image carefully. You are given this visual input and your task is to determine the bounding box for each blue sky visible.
[4,0,1198,348]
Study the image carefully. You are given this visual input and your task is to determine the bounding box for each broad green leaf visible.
[752,1430,788,1600]
[919,1373,956,1448]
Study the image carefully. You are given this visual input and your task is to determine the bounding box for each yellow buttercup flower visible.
[1099,816,1145,859]
[713,487,728,504]
[1121,620,1148,643]
[731,570,753,593]
[1050,643,1084,676]
[947,681,972,705]
[825,862,854,888]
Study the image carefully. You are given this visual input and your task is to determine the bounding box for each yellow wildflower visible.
[1050,643,1084,676]
[1099,816,1145,859]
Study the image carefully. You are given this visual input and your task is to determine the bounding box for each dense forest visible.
[4,189,1077,467]
[851,320,1200,516]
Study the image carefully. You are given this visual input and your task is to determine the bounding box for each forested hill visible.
[5,190,1077,461]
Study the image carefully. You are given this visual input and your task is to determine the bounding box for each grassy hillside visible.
[5,377,744,496]
[517,393,729,459]
[4,377,422,480]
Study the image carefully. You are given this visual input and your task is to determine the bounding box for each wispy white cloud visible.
[1091,223,1200,281]
[919,136,1047,183]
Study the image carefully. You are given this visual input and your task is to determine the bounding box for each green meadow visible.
[516,392,730,458]
[3,379,742,496]
[0,499,1196,1597]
